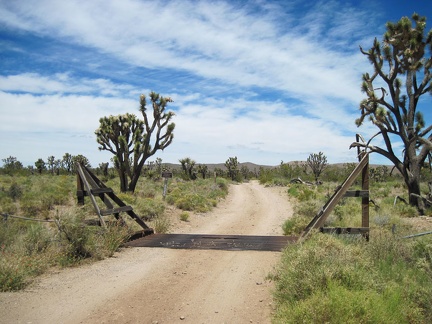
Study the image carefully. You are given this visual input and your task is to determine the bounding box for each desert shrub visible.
[0,218,20,249]
[394,202,418,218]
[115,192,136,205]
[152,215,170,233]
[89,221,131,259]
[56,210,91,264]
[287,184,318,201]
[20,193,43,217]
[180,211,190,222]
[271,232,432,323]
[0,251,50,292]
[8,182,23,201]
[269,178,291,187]
[0,220,52,291]
[258,169,273,184]
[175,193,210,212]
[166,178,228,212]
[330,199,362,227]
[293,199,322,219]
[138,186,157,198]
[135,198,165,220]
[282,216,309,235]
[23,223,52,255]
[0,197,17,215]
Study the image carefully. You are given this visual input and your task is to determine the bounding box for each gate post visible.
[77,170,85,205]
[361,152,369,240]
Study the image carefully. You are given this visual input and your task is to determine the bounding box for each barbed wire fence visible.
[1,212,56,223]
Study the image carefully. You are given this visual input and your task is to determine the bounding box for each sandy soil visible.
[0,180,293,324]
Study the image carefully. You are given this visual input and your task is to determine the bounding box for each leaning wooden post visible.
[76,168,85,205]
[361,152,370,240]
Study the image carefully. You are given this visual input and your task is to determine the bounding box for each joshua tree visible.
[179,157,196,180]
[99,162,109,176]
[225,156,239,181]
[95,92,175,192]
[35,158,46,174]
[72,155,91,173]
[2,156,23,175]
[352,13,432,213]
[62,153,73,174]
[306,152,328,183]
[47,156,56,174]
[197,164,208,179]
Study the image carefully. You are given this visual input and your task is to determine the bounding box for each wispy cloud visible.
[0,0,419,167]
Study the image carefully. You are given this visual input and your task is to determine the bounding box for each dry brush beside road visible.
[0,181,293,324]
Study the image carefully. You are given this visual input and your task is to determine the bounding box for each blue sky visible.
[0,0,431,167]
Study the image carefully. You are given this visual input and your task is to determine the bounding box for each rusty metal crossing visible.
[126,234,298,251]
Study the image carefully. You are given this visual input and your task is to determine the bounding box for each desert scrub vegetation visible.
[268,166,432,323]
[165,178,228,212]
[0,207,132,291]
[0,172,230,291]
[271,231,432,323]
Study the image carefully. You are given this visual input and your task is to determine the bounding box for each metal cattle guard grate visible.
[126,234,298,252]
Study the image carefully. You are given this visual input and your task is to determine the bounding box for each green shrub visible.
[20,195,43,217]
[0,248,50,291]
[271,233,432,323]
[287,185,299,197]
[0,197,17,215]
[8,183,23,201]
[56,210,91,263]
[275,282,421,324]
[152,216,170,233]
[89,222,131,259]
[180,211,190,222]
[175,193,210,212]
[166,178,228,212]
[282,216,309,235]
[116,192,136,205]
[23,223,52,255]
[135,198,165,220]
[293,199,321,219]
[394,203,418,218]
[0,255,28,291]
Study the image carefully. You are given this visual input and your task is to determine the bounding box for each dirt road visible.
[0,181,293,324]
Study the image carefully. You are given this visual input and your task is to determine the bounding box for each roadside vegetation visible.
[0,164,229,292]
[259,162,432,323]
[2,154,432,322]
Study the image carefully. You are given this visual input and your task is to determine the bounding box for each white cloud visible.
[0,73,136,96]
[0,0,407,167]
[0,0,374,101]
[0,90,136,133]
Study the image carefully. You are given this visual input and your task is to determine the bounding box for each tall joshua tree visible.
[95,92,175,192]
[225,156,239,181]
[179,157,196,180]
[306,152,328,183]
[62,153,73,174]
[352,13,432,213]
